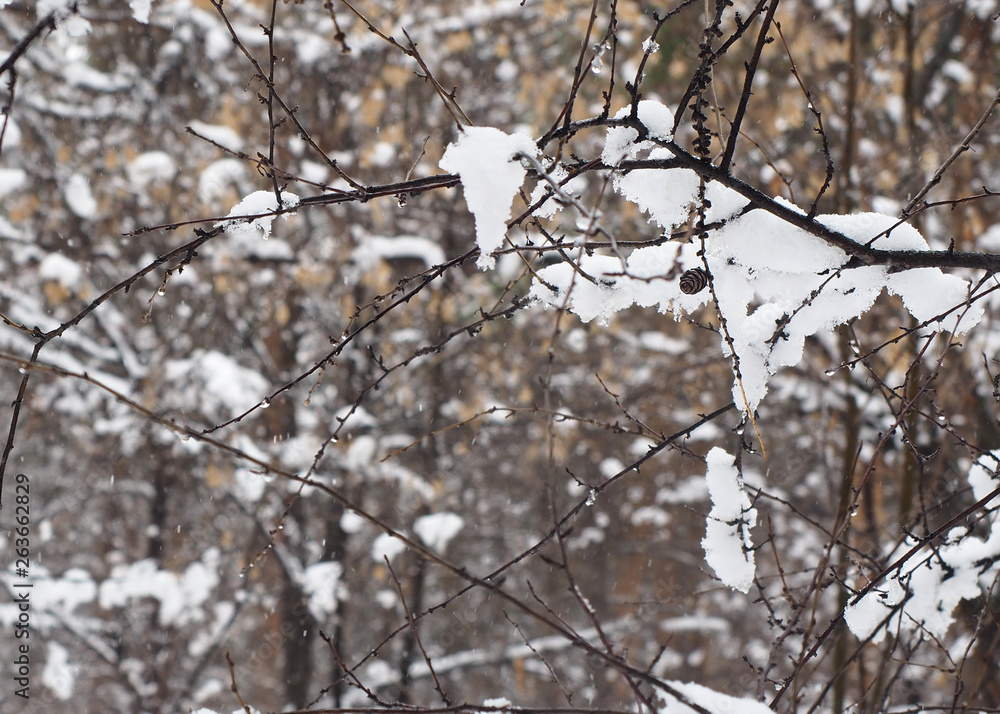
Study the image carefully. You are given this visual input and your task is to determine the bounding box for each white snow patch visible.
[352,234,446,269]
[372,533,407,562]
[42,641,76,701]
[64,173,97,219]
[439,126,538,269]
[845,452,1000,643]
[189,121,245,152]
[637,331,688,354]
[369,141,396,167]
[233,467,267,503]
[299,160,329,185]
[301,561,343,619]
[129,0,152,23]
[199,159,247,204]
[0,168,26,198]
[701,447,756,593]
[602,101,675,165]
[528,163,569,219]
[333,405,377,433]
[340,510,367,534]
[38,0,90,34]
[483,697,512,708]
[40,253,82,288]
[636,100,675,141]
[38,0,78,19]
[164,350,270,414]
[0,114,21,147]
[99,549,221,627]
[216,190,300,240]
[413,512,465,552]
[27,567,97,614]
[659,680,774,714]
[128,151,176,189]
[532,206,982,412]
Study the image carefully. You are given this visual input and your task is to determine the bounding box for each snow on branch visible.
[524,101,985,412]
[701,447,756,593]
[215,189,300,240]
[439,126,538,269]
[845,455,1000,644]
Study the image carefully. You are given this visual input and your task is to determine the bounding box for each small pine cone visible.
[679,267,709,294]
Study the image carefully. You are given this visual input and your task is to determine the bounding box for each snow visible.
[372,533,408,562]
[98,548,221,627]
[0,114,21,147]
[630,505,670,527]
[129,0,152,23]
[38,0,86,33]
[189,121,245,152]
[700,447,756,593]
[301,561,344,619]
[845,453,1000,643]
[659,680,774,714]
[527,113,986,414]
[352,234,447,269]
[636,331,688,354]
[528,163,569,219]
[233,467,267,503]
[531,182,983,411]
[40,0,90,36]
[821,212,984,332]
[439,126,538,269]
[199,159,247,204]
[127,151,177,189]
[64,173,97,219]
[42,641,75,701]
[0,168,26,198]
[636,100,675,141]
[482,697,512,708]
[340,510,366,534]
[413,512,465,552]
[602,101,676,166]
[615,164,700,228]
[63,62,131,92]
[298,160,329,185]
[164,350,270,414]
[40,253,82,288]
[216,190,300,240]
[368,141,396,167]
[38,0,76,17]
[22,567,97,615]
[333,405,378,433]
[969,0,998,19]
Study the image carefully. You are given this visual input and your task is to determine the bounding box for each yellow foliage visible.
[443,30,472,54]
[204,460,234,488]
[294,264,336,289]
[382,64,413,90]
[273,301,291,328]
[42,280,70,305]
[360,86,387,127]
[5,194,38,223]
[214,272,237,294]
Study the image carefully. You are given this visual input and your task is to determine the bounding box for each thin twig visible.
[386,558,452,706]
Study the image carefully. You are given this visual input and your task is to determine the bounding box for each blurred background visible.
[1,1,999,711]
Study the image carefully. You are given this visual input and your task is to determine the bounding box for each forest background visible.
[1,1,1000,713]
